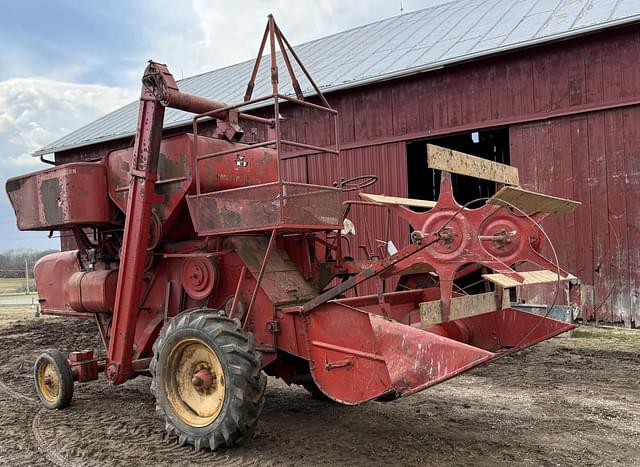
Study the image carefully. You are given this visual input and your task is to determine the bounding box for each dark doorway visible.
[407,127,510,206]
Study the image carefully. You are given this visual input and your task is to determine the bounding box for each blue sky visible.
[0,0,447,251]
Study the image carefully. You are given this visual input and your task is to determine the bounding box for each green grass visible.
[572,327,640,344]
[0,277,36,295]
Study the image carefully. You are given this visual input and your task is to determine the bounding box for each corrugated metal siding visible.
[510,104,640,326]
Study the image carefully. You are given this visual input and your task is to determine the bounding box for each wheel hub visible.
[191,368,215,390]
[37,362,60,402]
[165,338,226,427]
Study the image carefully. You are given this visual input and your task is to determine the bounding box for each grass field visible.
[0,305,40,326]
[0,277,36,295]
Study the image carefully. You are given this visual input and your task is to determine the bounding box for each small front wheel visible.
[34,349,74,409]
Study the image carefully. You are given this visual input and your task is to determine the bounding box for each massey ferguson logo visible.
[235,155,248,168]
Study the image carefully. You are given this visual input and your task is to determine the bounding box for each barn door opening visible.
[406,127,510,206]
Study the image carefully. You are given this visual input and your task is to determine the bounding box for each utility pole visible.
[25,258,30,294]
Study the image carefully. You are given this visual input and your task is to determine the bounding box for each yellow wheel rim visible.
[37,362,60,402]
[165,338,226,427]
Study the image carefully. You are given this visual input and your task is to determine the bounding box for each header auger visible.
[6,16,580,451]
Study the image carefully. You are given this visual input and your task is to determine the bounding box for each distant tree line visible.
[0,249,59,278]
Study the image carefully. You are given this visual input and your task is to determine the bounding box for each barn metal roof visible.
[36,0,640,156]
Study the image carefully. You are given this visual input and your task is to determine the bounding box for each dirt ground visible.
[0,310,638,467]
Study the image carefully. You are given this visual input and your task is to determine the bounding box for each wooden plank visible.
[488,185,581,214]
[426,144,520,185]
[587,112,610,323]
[482,270,577,289]
[570,117,594,320]
[359,193,436,209]
[605,109,630,324]
[623,106,640,327]
[419,291,511,325]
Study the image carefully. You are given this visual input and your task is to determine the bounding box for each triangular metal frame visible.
[243,15,331,108]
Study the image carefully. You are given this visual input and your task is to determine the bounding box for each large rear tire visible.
[150,309,266,451]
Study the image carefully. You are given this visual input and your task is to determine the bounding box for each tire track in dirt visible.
[0,378,37,404]
[31,408,74,467]
[0,376,73,467]
[32,383,262,466]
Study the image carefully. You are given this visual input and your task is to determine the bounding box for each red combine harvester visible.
[6,17,580,451]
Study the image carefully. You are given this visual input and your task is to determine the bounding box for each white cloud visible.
[0,77,134,165]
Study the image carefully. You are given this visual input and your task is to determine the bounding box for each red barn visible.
[35,1,640,326]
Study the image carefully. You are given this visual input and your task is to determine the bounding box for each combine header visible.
[6,16,580,450]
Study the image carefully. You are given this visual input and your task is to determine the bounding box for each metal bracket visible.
[325,356,353,371]
[266,319,280,334]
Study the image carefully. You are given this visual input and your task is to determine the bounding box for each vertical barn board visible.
[488,63,500,121]
[604,110,631,324]
[538,119,575,270]
[446,73,462,127]
[282,156,308,184]
[460,65,477,126]
[493,60,509,120]
[533,54,552,114]
[432,73,448,130]
[556,118,576,275]
[536,119,567,304]
[505,62,520,117]
[586,112,611,322]
[306,152,339,187]
[520,58,536,116]
[620,29,640,99]
[509,123,544,303]
[302,105,334,149]
[623,105,640,327]
[567,44,586,107]
[392,80,420,136]
[570,116,595,320]
[336,93,355,145]
[340,142,408,295]
[352,85,394,142]
[279,104,298,144]
[473,65,491,123]
[584,37,604,105]
[549,48,570,111]
[417,78,435,133]
[601,30,623,103]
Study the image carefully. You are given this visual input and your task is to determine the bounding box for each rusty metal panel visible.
[6,162,112,230]
[229,236,318,305]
